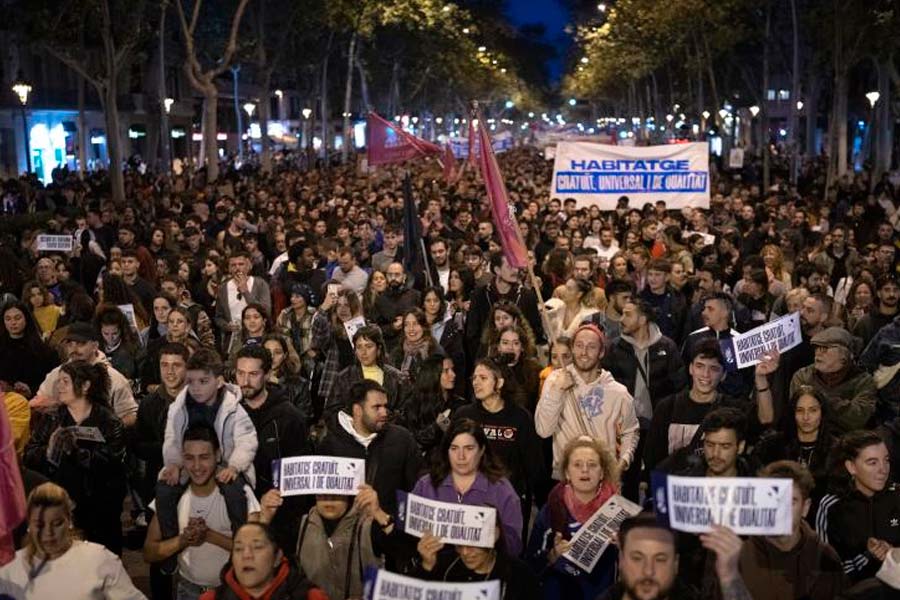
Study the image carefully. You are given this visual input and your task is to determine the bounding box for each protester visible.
[198,522,326,600]
[411,418,524,556]
[0,482,145,599]
[318,379,420,515]
[144,425,261,599]
[536,324,640,480]
[23,361,127,554]
[739,460,847,600]
[401,355,467,460]
[527,436,620,599]
[0,300,60,398]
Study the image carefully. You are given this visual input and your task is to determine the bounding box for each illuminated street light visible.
[597,3,607,11]
[580,57,589,64]
[749,105,760,117]
[243,102,256,117]
[866,91,881,107]
[568,98,577,106]
[274,89,283,98]
[163,97,175,114]
[11,72,32,106]
[796,101,804,111]
[302,107,312,119]
[701,110,711,120]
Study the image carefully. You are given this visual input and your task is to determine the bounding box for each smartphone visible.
[327,284,340,297]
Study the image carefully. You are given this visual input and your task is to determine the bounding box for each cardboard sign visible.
[721,312,802,369]
[272,455,365,496]
[552,142,710,210]
[563,494,641,572]
[343,315,367,348]
[652,473,793,536]
[36,234,74,252]
[365,569,500,600]
[397,492,497,548]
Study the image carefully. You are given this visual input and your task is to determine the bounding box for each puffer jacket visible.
[536,366,640,478]
[162,382,259,486]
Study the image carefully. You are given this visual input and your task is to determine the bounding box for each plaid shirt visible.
[311,311,359,401]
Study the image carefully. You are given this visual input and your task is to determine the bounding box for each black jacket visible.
[243,386,310,495]
[325,362,408,420]
[598,582,700,600]
[603,329,687,419]
[819,485,900,582]
[243,386,311,552]
[417,550,540,600]
[317,415,422,514]
[133,386,178,502]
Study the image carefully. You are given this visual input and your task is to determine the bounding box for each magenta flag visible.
[366,113,441,166]
[477,123,528,268]
[0,402,26,566]
[442,143,459,184]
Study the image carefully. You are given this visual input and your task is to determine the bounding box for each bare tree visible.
[174,0,251,183]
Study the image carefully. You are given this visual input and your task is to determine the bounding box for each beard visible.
[241,384,265,401]
[622,576,673,600]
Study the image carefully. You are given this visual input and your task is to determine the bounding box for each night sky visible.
[505,0,571,82]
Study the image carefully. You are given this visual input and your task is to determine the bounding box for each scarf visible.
[222,556,291,600]
[562,480,617,527]
[819,363,851,388]
[402,337,430,358]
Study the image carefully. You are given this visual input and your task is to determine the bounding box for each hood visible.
[337,410,377,448]
[620,322,663,351]
[241,384,290,422]
[174,381,242,408]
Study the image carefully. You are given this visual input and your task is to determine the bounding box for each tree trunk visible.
[102,83,126,205]
[762,2,771,190]
[159,0,171,172]
[259,70,272,173]
[341,32,357,163]
[320,33,333,161]
[806,71,819,156]
[788,0,800,184]
[356,45,371,112]
[875,58,892,178]
[203,85,220,182]
[77,73,87,178]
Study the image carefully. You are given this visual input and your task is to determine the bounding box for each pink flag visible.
[366,113,441,166]
[442,144,459,184]
[0,400,26,566]
[477,122,528,269]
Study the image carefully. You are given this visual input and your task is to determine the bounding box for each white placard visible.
[653,474,793,536]
[272,455,365,496]
[343,315,367,348]
[36,234,74,252]
[729,147,745,169]
[367,569,500,600]
[448,130,514,159]
[562,494,641,572]
[117,304,138,332]
[721,312,802,369]
[552,141,710,210]
[399,492,497,548]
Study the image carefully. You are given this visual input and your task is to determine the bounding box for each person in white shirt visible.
[144,424,261,600]
[0,482,145,600]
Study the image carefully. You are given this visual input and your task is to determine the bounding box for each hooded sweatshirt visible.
[536,366,640,478]
[739,520,847,600]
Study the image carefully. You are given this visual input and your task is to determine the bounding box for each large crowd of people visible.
[1,145,900,600]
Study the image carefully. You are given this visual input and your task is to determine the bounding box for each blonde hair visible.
[560,435,620,488]
[25,482,77,564]
[762,244,787,279]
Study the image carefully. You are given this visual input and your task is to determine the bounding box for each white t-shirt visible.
[0,541,145,600]
[151,484,260,588]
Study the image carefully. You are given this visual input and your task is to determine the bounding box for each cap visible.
[64,321,98,343]
[810,327,854,350]
[572,323,606,349]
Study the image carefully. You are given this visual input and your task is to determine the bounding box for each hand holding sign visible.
[755,346,781,378]
[699,525,743,585]
[416,532,445,572]
[547,532,572,565]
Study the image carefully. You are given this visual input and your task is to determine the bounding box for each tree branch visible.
[211,0,251,77]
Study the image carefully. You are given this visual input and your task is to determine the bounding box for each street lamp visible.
[243,102,256,118]
[866,91,881,108]
[597,3,607,11]
[701,110,711,120]
[11,70,32,173]
[164,97,175,114]
[749,105,760,117]
[796,100,804,111]
[302,107,312,120]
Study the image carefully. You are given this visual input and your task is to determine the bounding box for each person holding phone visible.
[215,251,271,355]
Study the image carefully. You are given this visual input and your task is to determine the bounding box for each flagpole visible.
[471,100,553,343]
[403,169,434,288]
